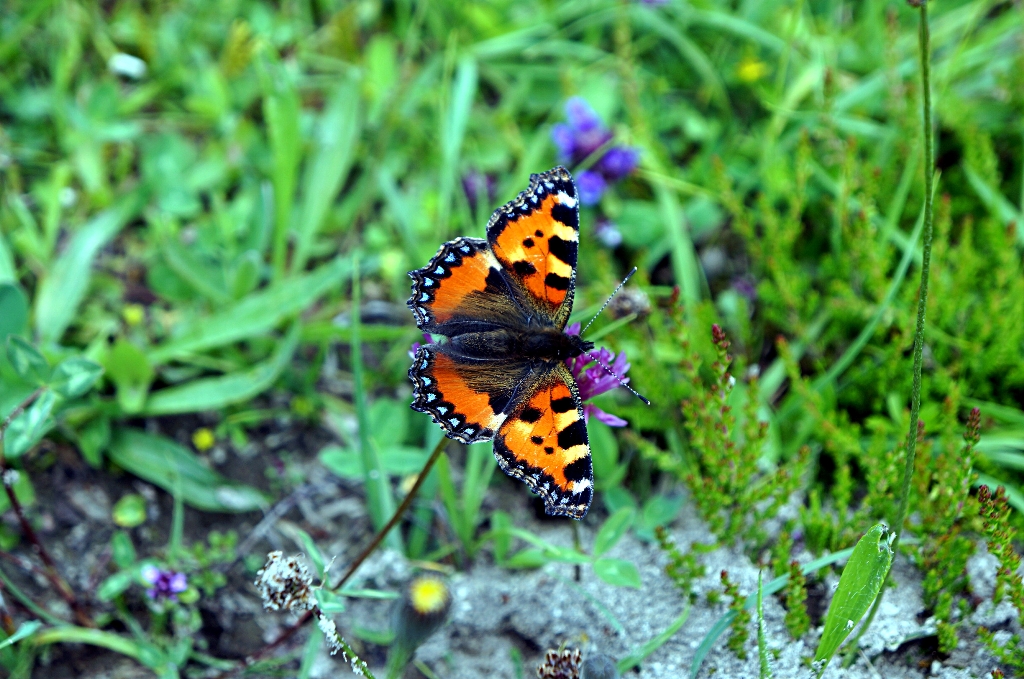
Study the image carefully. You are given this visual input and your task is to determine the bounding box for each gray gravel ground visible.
[303,487,1019,679]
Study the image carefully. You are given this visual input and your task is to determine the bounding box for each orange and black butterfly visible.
[407,166,595,519]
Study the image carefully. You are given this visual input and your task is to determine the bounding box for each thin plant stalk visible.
[846,0,936,655]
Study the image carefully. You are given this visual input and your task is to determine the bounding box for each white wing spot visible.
[448,418,460,427]
[557,192,577,208]
[434,266,445,275]
[571,479,592,495]
[423,278,434,286]
[426,393,436,402]
[437,406,448,414]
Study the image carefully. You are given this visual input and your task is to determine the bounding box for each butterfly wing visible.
[493,362,592,519]
[486,167,579,329]
[408,236,529,336]
[409,343,532,444]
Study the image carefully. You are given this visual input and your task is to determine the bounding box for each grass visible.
[1,0,1023,677]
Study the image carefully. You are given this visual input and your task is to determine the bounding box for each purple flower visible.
[565,323,630,427]
[141,565,187,602]
[550,97,639,205]
[408,333,435,360]
[576,170,606,206]
[597,147,639,181]
[594,219,623,248]
[462,170,497,216]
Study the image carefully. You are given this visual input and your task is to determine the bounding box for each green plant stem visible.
[846,0,936,656]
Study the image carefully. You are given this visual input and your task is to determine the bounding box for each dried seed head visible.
[537,648,582,679]
[255,551,315,612]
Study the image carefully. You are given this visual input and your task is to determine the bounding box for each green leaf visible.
[593,507,636,558]
[4,391,56,459]
[111,530,137,569]
[316,589,347,615]
[112,494,147,528]
[0,283,28,340]
[50,356,104,399]
[813,524,894,676]
[636,494,684,541]
[147,255,358,364]
[6,336,49,384]
[34,197,139,342]
[319,444,427,479]
[0,620,42,650]
[0,469,35,513]
[0,232,15,284]
[502,548,550,569]
[76,416,110,468]
[592,558,642,589]
[144,324,299,415]
[97,569,136,601]
[104,339,154,414]
[590,420,625,488]
[107,428,267,512]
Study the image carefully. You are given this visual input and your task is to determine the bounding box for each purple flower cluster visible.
[141,565,187,602]
[551,98,639,205]
[565,323,630,427]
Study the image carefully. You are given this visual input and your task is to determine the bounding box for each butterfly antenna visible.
[580,267,637,337]
[583,350,651,406]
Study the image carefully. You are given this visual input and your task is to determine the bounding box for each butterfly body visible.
[407,167,596,519]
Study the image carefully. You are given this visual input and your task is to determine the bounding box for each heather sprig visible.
[721,570,750,660]
[654,526,704,603]
[671,325,806,546]
[783,560,811,640]
[976,484,1024,672]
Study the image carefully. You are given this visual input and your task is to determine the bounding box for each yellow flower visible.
[122,304,145,326]
[409,576,449,615]
[737,56,769,83]
[192,427,215,452]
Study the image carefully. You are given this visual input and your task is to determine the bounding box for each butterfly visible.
[407,166,596,519]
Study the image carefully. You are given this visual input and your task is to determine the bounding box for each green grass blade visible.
[351,253,400,550]
[292,76,361,273]
[147,256,359,364]
[0,231,15,283]
[144,323,300,415]
[618,605,691,674]
[34,194,140,343]
[263,64,302,280]
[438,56,477,232]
